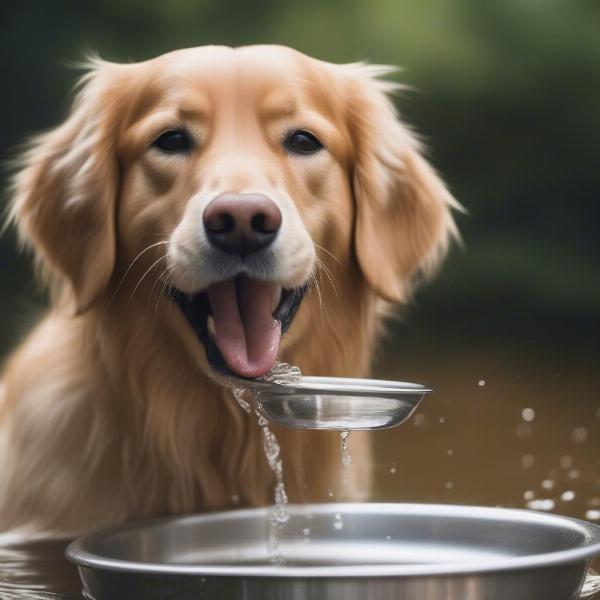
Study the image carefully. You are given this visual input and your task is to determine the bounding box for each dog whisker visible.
[308,270,324,315]
[152,266,171,315]
[155,267,177,317]
[313,242,341,266]
[314,255,341,304]
[103,240,170,313]
[131,255,168,300]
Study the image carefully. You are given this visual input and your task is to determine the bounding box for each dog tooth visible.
[207,315,216,338]
[272,286,282,312]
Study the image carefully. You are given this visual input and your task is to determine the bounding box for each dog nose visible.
[203,193,282,256]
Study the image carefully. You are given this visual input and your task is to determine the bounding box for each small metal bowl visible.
[66,503,600,600]
[246,377,431,430]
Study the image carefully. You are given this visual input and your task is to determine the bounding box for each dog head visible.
[10,45,459,379]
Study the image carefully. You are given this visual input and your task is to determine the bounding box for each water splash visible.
[521,454,535,468]
[260,361,302,385]
[521,407,535,422]
[232,382,290,563]
[571,427,588,443]
[560,455,573,469]
[231,387,251,413]
[333,512,344,530]
[254,361,303,564]
[255,411,288,563]
[340,430,352,469]
[526,498,555,511]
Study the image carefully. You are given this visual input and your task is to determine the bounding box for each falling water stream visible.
[232,362,362,561]
[231,361,303,563]
[340,430,352,469]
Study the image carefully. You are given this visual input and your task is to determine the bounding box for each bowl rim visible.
[251,376,433,396]
[66,503,600,578]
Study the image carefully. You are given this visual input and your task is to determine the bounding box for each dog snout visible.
[203,192,282,257]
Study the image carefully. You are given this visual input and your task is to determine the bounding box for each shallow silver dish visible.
[67,503,600,599]
[246,376,431,430]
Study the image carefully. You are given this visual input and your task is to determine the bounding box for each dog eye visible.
[284,129,323,155]
[152,129,193,154]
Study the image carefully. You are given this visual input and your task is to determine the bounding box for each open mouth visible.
[170,276,306,379]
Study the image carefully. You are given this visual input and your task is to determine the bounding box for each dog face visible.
[11,45,459,380]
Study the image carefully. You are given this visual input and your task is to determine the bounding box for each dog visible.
[0,45,459,536]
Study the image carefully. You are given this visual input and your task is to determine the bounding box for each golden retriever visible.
[0,45,459,536]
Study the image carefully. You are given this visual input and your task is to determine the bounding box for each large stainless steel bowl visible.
[66,503,600,599]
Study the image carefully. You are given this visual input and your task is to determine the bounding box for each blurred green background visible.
[1,1,598,518]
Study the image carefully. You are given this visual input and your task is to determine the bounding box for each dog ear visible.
[9,60,123,315]
[344,65,461,303]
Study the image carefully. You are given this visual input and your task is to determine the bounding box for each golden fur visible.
[0,45,459,536]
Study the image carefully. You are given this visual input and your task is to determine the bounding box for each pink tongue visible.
[207,277,281,378]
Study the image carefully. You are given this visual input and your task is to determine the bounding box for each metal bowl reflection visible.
[66,503,600,599]
[250,377,431,430]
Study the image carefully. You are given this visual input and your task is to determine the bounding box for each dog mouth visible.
[170,276,306,379]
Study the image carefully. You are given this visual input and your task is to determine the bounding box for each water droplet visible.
[231,388,252,413]
[439,417,446,424]
[541,479,555,490]
[523,490,535,501]
[385,535,391,540]
[389,467,397,474]
[445,481,454,490]
[561,490,575,502]
[588,498,600,507]
[571,427,588,443]
[412,413,426,427]
[447,449,454,456]
[585,510,600,521]
[568,469,580,480]
[327,490,334,498]
[521,454,535,469]
[521,408,535,422]
[516,423,532,438]
[560,455,573,469]
[478,380,486,387]
[333,513,344,530]
[302,528,311,535]
[231,494,240,505]
[527,499,555,511]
